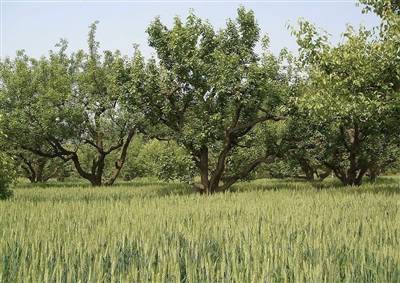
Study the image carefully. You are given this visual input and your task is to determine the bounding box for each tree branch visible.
[221,155,276,190]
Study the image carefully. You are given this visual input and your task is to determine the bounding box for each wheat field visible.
[1,178,400,282]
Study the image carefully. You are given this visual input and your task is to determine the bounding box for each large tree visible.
[292,15,400,185]
[129,8,289,193]
[0,23,138,186]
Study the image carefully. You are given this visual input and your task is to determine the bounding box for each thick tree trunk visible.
[330,123,368,186]
[332,167,367,186]
[89,176,102,186]
[299,158,315,181]
[70,153,104,186]
[192,144,275,193]
[193,146,225,194]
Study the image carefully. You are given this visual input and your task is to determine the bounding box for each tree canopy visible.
[290,3,400,185]
[127,7,290,193]
[0,1,399,191]
[0,23,138,186]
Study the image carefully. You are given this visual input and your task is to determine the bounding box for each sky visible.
[1,0,380,59]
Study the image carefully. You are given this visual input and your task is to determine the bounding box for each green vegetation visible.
[0,0,399,280]
[0,0,399,194]
[121,136,194,182]
[0,161,14,200]
[0,143,14,200]
[1,178,400,282]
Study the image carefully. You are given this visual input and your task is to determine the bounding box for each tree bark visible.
[298,158,315,181]
[188,109,284,194]
[105,129,135,186]
[327,123,368,186]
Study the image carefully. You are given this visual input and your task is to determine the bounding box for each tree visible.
[292,19,400,185]
[14,151,70,183]
[129,8,289,193]
[0,22,138,186]
[280,113,332,181]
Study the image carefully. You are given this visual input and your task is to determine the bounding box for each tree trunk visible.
[369,171,377,182]
[299,159,315,181]
[35,158,47,182]
[89,176,102,186]
[332,123,367,186]
[333,168,367,186]
[105,129,135,186]
[70,153,104,186]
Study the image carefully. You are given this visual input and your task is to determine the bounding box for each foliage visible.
[0,23,138,186]
[291,14,400,185]
[129,7,290,193]
[0,157,14,200]
[0,4,399,189]
[122,136,195,182]
[0,118,14,199]
[0,139,14,199]
[359,0,400,17]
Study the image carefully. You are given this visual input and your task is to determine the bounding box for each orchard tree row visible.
[0,0,399,196]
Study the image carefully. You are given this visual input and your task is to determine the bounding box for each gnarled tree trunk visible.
[326,123,369,186]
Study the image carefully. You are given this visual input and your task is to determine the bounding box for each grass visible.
[1,177,400,282]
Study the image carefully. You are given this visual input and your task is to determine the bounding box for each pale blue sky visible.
[1,0,380,59]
